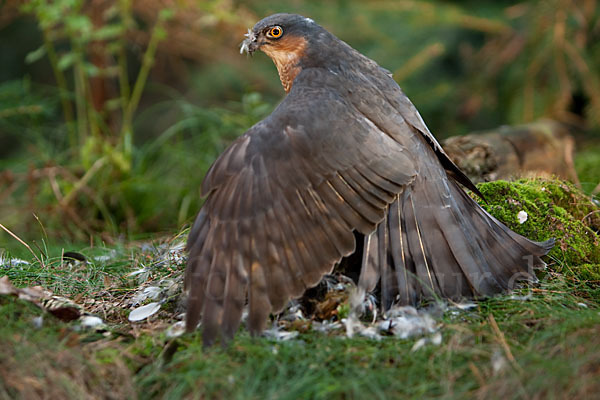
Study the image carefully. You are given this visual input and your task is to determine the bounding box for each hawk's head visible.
[241,13,332,93]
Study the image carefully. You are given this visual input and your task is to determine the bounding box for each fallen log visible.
[441,120,578,184]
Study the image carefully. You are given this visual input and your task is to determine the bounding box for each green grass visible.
[1,178,600,399]
[0,297,136,399]
[2,262,598,399]
[133,275,600,399]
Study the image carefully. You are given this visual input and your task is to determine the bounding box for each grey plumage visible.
[185,13,554,346]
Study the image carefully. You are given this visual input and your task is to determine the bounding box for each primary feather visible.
[185,13,553,346]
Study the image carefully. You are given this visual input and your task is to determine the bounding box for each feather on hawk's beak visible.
[240,29,260,55]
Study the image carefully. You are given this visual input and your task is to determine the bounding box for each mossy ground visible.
[476,178,600,280]
[1,178,600,399]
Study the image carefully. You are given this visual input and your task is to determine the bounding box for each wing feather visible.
[300,187,356,257]
[221,250,247,340]
[338,171,389,209]
[200,224,227,346]
[186,70,416,344]
[329,173,385,225]
[315,180,376,234]
[248,241,272,335]
[358,230,379,293]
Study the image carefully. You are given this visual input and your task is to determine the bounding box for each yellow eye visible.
[267,26,283,39]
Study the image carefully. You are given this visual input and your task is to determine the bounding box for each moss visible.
[577,264,600,282]
[474,178,600,279]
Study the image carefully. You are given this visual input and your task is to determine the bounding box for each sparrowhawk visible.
[184,13,554,346]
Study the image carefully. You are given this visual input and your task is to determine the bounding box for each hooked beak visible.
[240,28,260,55]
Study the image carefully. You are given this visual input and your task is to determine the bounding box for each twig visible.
[468,362,486,388]
[581,209,600,224]
[0,223,45,268]
[0,180,18,204]
[530,288,566,294]
[33,213,49,245]
[488,314,522,373]
[121,9,172,160]
[60,156,107,207]
[393,42,445,82]
[0,105,44,118]
[47,166,64,202]
[118,0,132,113]
[32,241,47,260]
[41,27,76,146]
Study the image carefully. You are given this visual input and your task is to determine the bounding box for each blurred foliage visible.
[463,0,600,129]
[575,143,600,196]
[0,0,599,242]
[0,89,269,242]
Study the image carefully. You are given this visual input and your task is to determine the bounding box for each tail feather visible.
[358,228,380,293]
[360,165,553,308]
[418,177,506,295]
[377,216,396,310]
[403,193,443,297]
[409,189,475,300]
[387,197,419,305]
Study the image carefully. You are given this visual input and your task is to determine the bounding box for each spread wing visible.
[185,70,417,345]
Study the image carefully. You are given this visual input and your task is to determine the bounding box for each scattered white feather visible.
[278,302,304,322]
[410,337,426,351]
[31,316,44,329]
[453,302,477,311]
[131,286,162,305]
[411,332,442,351]
[263,327,299,341]
[128,302,161,322]
[342,315,365,338]
[509,294,532,301]
[378,306,438,339]
[165,321,186,338]
[93,255,113,263]
[491,350,507,374]
[343,287,369,338]
[0,257,30,268]
[517,210,528,224]
[312,320,343,332]
[358,326,381,340]
[80,315,105,328]
[126,268,148,277]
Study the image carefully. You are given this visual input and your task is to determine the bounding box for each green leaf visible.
[92,25,124,41]
[57,53,77,71]
[81,136,100,169]
[154,26,167,41]
[105,97,123,111]
[158,8,174,21]
[25,45,47,65]
[64,14,93,37]
[105,42,122,55]
[82,62,100,77]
